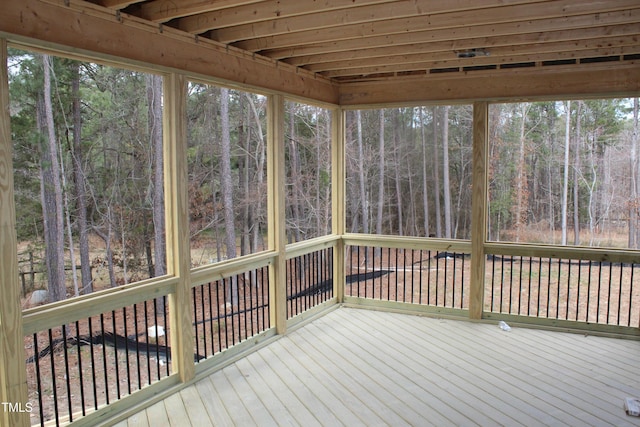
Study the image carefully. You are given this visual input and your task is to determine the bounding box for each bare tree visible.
[561,101,571,245]
[442,106,452,239]
[39,54,66,302]
[630,98,639,248]
[356,110,369,233]
[376,109,385,235]
[70,62,93,293]
[220,88,238,304]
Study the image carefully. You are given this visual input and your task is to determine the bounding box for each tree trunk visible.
[630,98,639,248]
[147,74,166,277]
[513,103,529,242]
[442,106,452,239]
[420,107,431,236]
[561,101,571,245]
[220,88,238,305]
[433,107,442,237]
[356,110,369,233]
[71,62,93,293]
[392,110,403,236]
[40,54,66,302]
[573,101,583,245]
[376,110,385,235]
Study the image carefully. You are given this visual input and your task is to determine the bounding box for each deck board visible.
[123,307,640,426]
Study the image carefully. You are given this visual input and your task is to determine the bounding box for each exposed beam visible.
[233,0,638,51]
[95,0,142,8]
[206,0,542,43]
[1,0,339,104]
[174,0,399,34]
[133,0,264,23]
[318,45,640,77]
[283,23,640,67]
[263,8,640,60]
[338,64,640,105]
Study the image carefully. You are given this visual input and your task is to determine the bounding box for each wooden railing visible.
[21,234,640,426]
[22,235,341,426]
[483,243,640,334]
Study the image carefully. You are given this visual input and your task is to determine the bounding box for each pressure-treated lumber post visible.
[163,73,194,381]
[470,101,489,320]
[267,94,287,333]
[332,107,346,302]
[0,38,29,427]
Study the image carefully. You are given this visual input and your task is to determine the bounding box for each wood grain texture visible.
[0,38,29,427]
[124,307,640,426]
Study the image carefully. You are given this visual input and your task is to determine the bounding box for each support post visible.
[0,38,30,427]
[267,94,287,333]
[332,107,346,302]
[164,73,194,381]
[470,101,489,320]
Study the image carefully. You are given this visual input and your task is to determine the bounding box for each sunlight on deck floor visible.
[116,307,640,427]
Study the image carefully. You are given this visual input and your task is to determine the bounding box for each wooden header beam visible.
[0,0,339,105]
[339,64,640,106]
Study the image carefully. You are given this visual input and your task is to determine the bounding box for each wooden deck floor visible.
[116,307,640,427]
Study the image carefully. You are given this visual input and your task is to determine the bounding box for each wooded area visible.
[8,47,639,307]
[345,99,639,248]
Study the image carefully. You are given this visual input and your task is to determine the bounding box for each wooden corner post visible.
[0,38,30,427]
[163,73,195,382]
[470,101,489,320]
[267,94,287,333]
[332,107,346,302]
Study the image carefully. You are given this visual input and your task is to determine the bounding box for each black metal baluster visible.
[565,260,571,320]
[33,333,44,427]
[201,284,209,356]
[163,295,170,377]
[606,262,613,324]
[111,311,120,399]
[596,261,603,323]
[536,257,543,317]
[62,325,72,422]
[122,307,131,395]
[207,282,215,357]
[586,261,593,323]
[100,313,109,404]
[133,304,142,390]
[617,263,624,326]
[193,286,200,360]
[427,250,432,304]
[75,321,86,416]
[48,329,59,427]
[143,302,151,385]
[546,258,552,318]
[518,256,524,315]
[87,317,98,409]
[576,261,582,321]
[152,300,161,380]
[628,265,635,327]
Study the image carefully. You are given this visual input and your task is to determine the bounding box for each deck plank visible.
[123,307,640,427]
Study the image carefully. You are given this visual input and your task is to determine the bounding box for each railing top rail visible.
[23,276,177,336]
[485,242,640,263]
[342,233,471,252]
[190,250,275,287]
[285,235,339,259]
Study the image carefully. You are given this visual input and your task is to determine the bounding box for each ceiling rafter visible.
[229,0,638,51]
[284,24,640,68]
[53,0,640,94]
[201,0,545,43]
[264,9,640,61]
